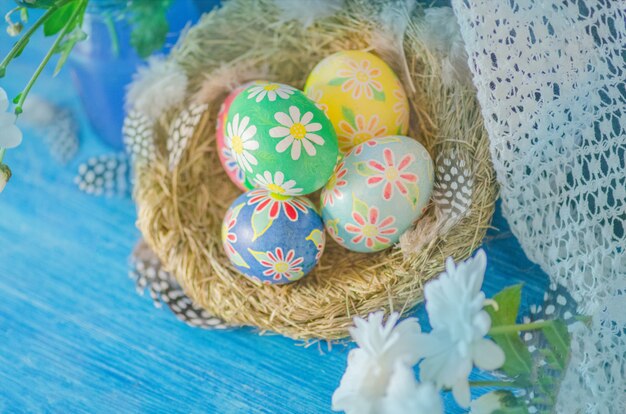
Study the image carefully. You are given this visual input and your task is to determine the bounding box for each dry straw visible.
[134,0,497,340]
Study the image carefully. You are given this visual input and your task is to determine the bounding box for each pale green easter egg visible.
[321,136,434,253]
[226,82,339,196]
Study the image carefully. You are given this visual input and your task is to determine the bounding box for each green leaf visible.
[341,106,356,129]
[128,0,172,58]
[488,284,523,326]
[353,161,378,177]
[541,320,570,370]
[493,408,530,414]
[404,182,420,210]
[53,28,87,76]
[44,2,79,37]
[12,93,22,104]
[372,88,386,101]
[486,284,533,380]
[328,77,348,86]
[251,205,273,241]
[352,195,369,221]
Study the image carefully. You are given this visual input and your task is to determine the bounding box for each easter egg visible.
[225,82,339,195]
[222,188,325,285]
[304,50,410,154]
[321,136,433,253]
[216,82,262,191]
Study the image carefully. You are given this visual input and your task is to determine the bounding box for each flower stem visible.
[488,320,553,336]
[0,148,5,163]
[0,0,73,76]
[14,0,87,114]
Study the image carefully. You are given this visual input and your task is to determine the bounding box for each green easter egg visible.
[225,82,339,196]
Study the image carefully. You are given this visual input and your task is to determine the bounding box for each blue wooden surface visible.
[0,13,550,414]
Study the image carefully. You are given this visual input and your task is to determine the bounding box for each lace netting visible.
[450,0,625,412]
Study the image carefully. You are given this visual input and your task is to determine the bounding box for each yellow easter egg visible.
[304,50,409,154]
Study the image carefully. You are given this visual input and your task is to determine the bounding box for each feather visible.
[21,96,79,164]
[167,103,208,171]
[192,61,271,105]
[123,110,157,164]
[130,239,230,330]
[125,55,188,121]
[368,0,417,94]
[400,149,474,254]
[273,0,345,28]
[419,7,472,87]
[74,153,130,197]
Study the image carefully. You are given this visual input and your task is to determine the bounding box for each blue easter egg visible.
[222,189,325,285]
[321,135,434,253]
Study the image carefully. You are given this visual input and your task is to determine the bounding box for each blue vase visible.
[70,0,219,149]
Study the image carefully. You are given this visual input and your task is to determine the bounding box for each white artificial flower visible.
[332,311,425,414]
[269,106,324,160]
[415,249,505,408]
[470,391,511,414]
[226,113,259,173]
[0,87,23,149]
[247,82,295,102]
[125,55,188,120]
[0,163,11,193]
[274,0,345,28]
[253,171,302,195]
[382,362,443,414]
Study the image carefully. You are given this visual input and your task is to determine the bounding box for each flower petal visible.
[302,139,317,156]
[305,122,322,132]
[452,378,471,408]
[291,140,302,160]
[274,111,293,127]
[288,106,301,123]
[0,121,22,149]
[305,133,324,145]
[472,338,505,370]
[300,111,313,125]
[276,136,293,153]
[269,126,290,138]
[0,88,8,112]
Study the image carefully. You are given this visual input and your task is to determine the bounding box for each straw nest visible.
[133,0,497,340]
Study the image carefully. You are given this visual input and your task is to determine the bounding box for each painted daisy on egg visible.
[247,82,296,103]
[226,113,259,173]
[322,161,348,207]
[345,202,397,249]
[221,203,249,269]
[338,114,387,153]
[253,171,302,196]
[305,85,329,116]
[366,148,418,201]
[251,247,305,282]
[221,145,246,185]
[336,59,383,100]
[392,85,409,128]
[246,189,312,222]
[270,106,325,160]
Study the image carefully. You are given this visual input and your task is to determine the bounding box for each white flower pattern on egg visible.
[269,106,325,160]
[247,83,296,103]
[226,113,259,173]
[253,171,302,196]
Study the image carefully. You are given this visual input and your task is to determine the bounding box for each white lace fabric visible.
[450,0,625,412]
